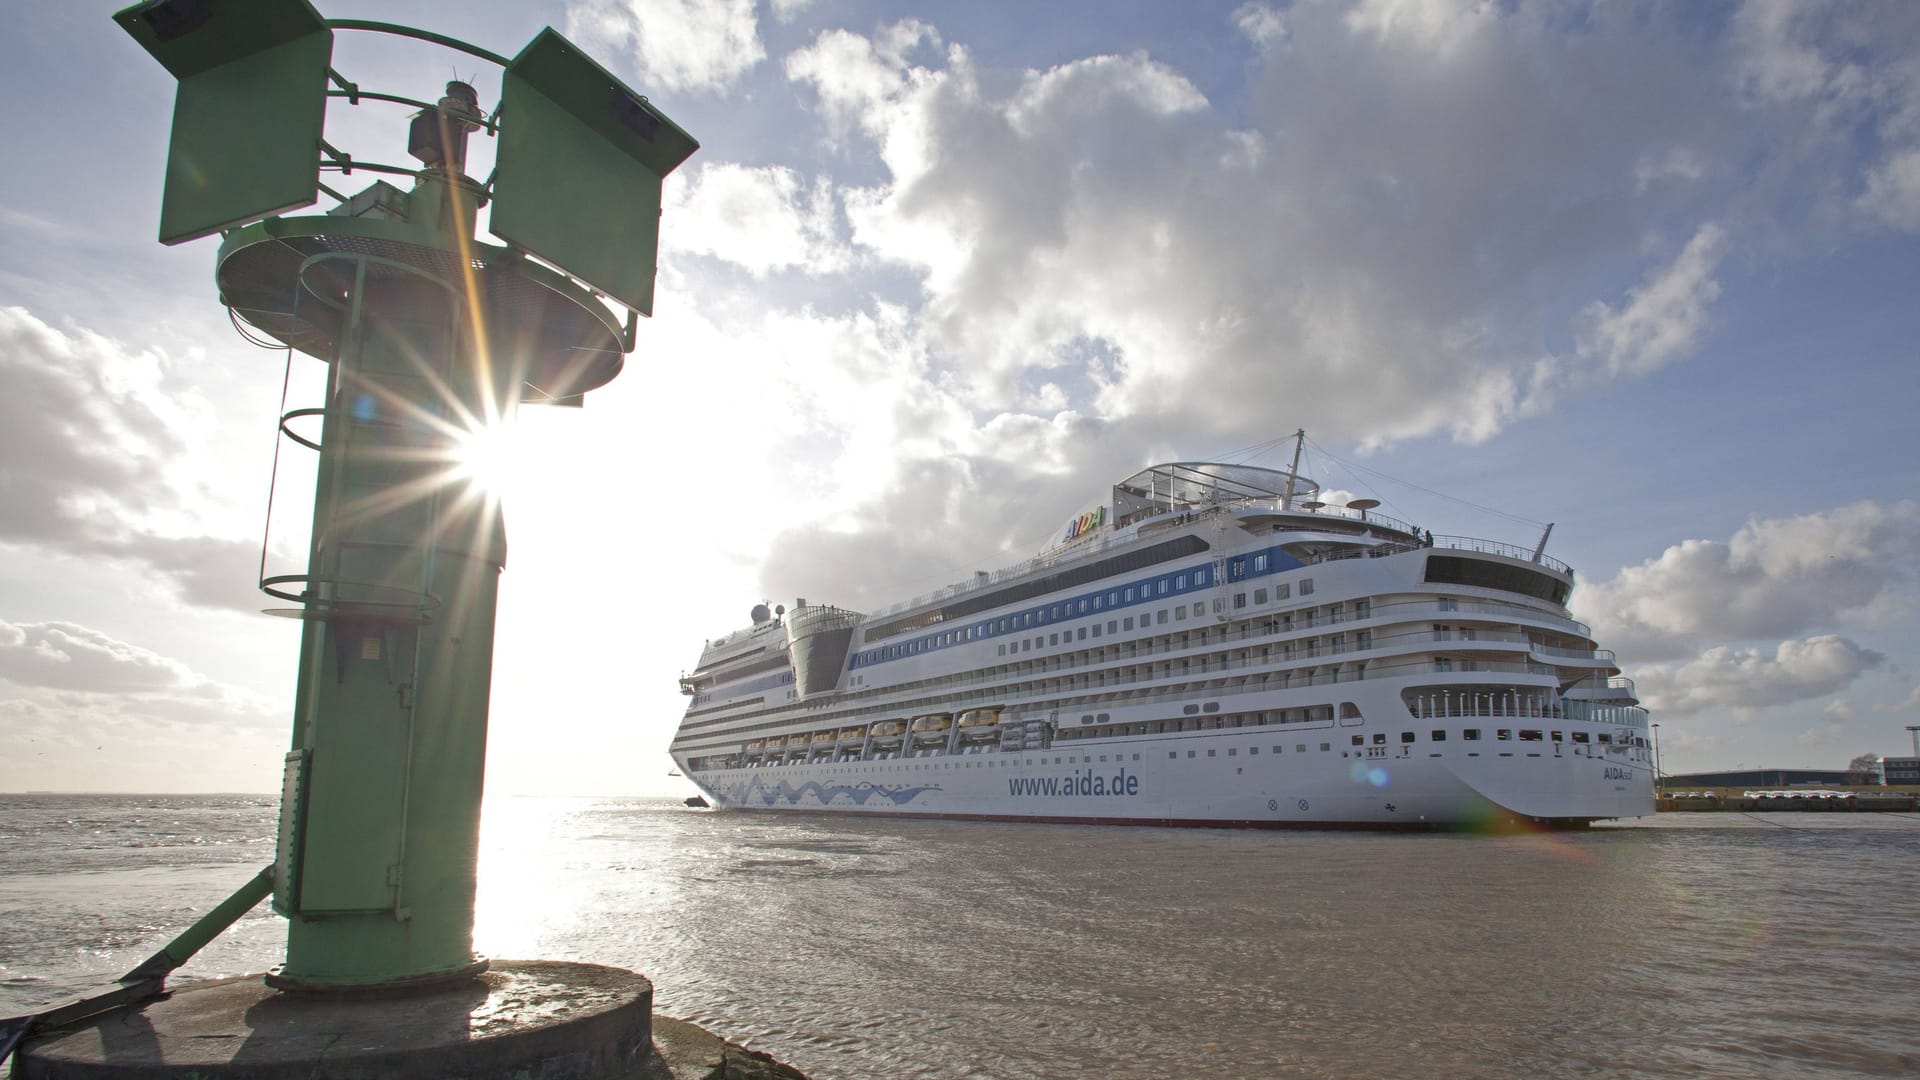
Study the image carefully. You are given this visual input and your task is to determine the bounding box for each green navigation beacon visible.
[110,0,696,992]
[8,4,704,1073]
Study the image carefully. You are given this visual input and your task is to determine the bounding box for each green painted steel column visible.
[272,170,509,989]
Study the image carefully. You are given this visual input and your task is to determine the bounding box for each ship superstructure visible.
[668,445,1653,828]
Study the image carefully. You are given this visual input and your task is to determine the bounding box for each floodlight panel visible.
[491,29,699,315]
[113,0,327,79]
[114,0,333,245]
[157,30,332,244]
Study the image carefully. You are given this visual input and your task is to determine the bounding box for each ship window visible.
[1228,748,1237,756]
[1196,568,1209,585]
[1124,617,1134,631]
[1094,595,1104,610]
[1400,731,1415,743]
[1157,610,1168,625]
[1254,554,1268,572]
[1351,735,1364,746]
[1234,593,1247,609]
[1108,621,1117,634]
[1193,603,1205,617]
[1125,587,1135,601]
[1207,749,1216,757]
[1188,751,1196,758]
[1552,731,1562,741]
[1572,732,1590,743]
[1497,729,1511,740]
[1431,730,1446,741]
[1169,752,1177,759]
[1372,733,1386,745]
[1597,733,1613,744]
[1092,624,1102,638]
[1159,579,1170,594]
[1254,588,1268,604]
[997,645,1006,656]
[1319,742,1329,751]
[1109,591,1119,605]
[1520,730,1543,741]
[1176,574,1188,589]
[1249,747,1258,755]
[1300,579,1313,595]
[1078,599,1089,614]
[1077,627,1087,640]
[1276,584,1290,599]
[1464,729,1481,740]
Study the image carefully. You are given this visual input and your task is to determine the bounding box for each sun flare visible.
[451,415,521,502]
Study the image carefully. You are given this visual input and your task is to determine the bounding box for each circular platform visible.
[16,961,652,1079]
[216,214,628,406]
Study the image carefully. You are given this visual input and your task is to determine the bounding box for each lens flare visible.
[451,416,520,502]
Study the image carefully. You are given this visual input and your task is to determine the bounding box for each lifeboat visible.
[745,739,765,752]
[837,725,867,742]
[909,713,953,744]
[956,703,1006,734]
[868,719,907,743]
[763,736,786,752]
[813,730,838,745]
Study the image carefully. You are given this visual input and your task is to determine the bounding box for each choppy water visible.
[3,796,1917,1078]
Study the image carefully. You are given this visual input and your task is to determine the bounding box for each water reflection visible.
[5,797,1919,1079]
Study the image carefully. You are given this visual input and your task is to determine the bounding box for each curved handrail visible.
[325,19,512,67]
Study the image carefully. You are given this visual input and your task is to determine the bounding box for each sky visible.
[2,0,1918,796]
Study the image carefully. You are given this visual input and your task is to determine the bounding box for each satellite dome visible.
[751,603,772,624]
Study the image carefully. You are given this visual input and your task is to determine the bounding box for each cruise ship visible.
[668,444,1653,829]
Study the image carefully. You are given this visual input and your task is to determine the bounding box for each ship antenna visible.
[1530,522,1555,563]
[1281,428,1305,509]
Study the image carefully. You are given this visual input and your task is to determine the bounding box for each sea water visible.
[2,795,1916,1079]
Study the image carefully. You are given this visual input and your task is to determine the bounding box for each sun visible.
[450,415,521,502]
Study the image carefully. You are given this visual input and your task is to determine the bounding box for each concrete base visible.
[14,961,802,1079]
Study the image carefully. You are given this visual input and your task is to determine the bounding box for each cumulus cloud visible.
[1635,636,1883,718]
[721,5,1920,623]
[567,0,765,94]
[664,162,849,277]
[0,619,280,730]
[780,6,1796,452]
[1728,0,1920,231]
[1232,2,1288,49]
[0,307,268,613]
[1860,148,1920,230]
[1575,224,1728,379]
[603,2,1920,682]
[1576,500,1920,663]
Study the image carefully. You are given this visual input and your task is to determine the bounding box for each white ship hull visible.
[691,728,1653,828]
[670,455,1655,830]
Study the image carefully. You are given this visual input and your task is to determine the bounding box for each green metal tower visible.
[114,0,697,991]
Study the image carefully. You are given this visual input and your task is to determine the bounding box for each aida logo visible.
[1063,505,1107,541]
